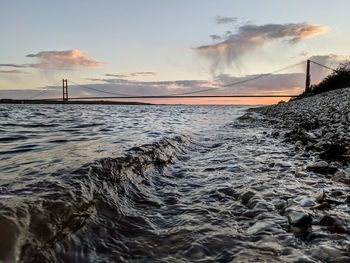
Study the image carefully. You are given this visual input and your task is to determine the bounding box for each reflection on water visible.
[0,104,349,262]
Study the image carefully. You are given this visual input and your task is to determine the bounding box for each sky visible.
[0,0,350,105]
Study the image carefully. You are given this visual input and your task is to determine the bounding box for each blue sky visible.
[1,0,349,104]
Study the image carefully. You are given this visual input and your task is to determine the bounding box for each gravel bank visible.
[240,88,350,261]
[253,87,350,176]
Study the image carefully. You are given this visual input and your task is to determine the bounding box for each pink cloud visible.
[194,22,328,73]
[26,49,100,70]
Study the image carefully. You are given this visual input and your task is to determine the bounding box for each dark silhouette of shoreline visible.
[0,99,153,105]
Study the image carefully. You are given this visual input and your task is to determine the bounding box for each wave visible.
[0,135,188,262]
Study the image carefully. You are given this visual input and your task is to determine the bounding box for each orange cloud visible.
[26,49,99,70]
[293,23,328,41]
[194,22,328,73]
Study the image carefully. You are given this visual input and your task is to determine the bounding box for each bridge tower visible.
[62,79,68,103]
[305,59,311,93]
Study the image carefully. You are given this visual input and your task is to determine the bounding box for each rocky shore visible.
[252,87,350,180]
[244,87,350,260]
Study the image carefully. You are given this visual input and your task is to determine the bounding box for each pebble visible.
[314,189,326,203]
[300,198,316,207]
[287,210,312,227]
[319,215,350,234]
[240,191,256,205]
[310,245,350,262]
[246,221,276,235]
[294,170,308,178]
[307,161,338,174]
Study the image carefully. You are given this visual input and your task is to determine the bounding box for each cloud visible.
[105,74,129,78]
[2,53,345,103]
[0,64,29,68]
[105,71,157,78]
[1,72,304,101]
[26,49,99,69]
[194,22,328,73]
[83,55,344,97]
[214,73,305,95]
[0,50,99,71]
[215,16,238,24]
[129,72,157,77]
[0,70,28,74]
[87,77,211,90]
[210,34,222,40]
[309,54,349,66]
[307,54,350,84]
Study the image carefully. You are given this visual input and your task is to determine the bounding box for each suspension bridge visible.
[1,59,337,103]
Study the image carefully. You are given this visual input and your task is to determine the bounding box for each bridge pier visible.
[305,59,311,93]
[62,79,68,103]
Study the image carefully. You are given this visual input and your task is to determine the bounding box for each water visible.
[0,104,349,262]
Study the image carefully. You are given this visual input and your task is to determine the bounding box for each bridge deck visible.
[66,95,297,100]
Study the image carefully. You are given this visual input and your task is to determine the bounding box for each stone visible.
[311,203,331,210]
[314,189,326,203]
[271,131,280,137]
[341,178,350,186]
[246,221,276,235]
[287,211,312,227]
[305,132,317,140]
[320,215,350,234]
[346,195,350,204]
[217,187,237,198]
[310,245,349,262]
[231,250,282,263]
[332,171,346,182]
[330,190,344,197]
[314,140,327,150]
[300,198,316,207]
[307,161,338,174]
[294,170,308,178]
[240,191,256,205]
[295,140,303,147]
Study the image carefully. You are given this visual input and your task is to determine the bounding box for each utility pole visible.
[62,79,68,103]
[305,60,311,93]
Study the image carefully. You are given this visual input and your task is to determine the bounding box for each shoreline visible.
[240,87,350,246]
[250,87,350,176]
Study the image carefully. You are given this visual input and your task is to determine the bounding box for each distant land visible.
[0,99,153,105]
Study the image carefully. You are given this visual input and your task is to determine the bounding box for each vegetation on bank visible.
[298,62,350,99]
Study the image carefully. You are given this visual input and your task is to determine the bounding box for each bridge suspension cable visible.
[68,80,133,96]
[169,61,306,96]
[68,60,307,99]
[24,80,61,100]
[40,59,342,101]
[309,60,338,72]
[26,90,52,100]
